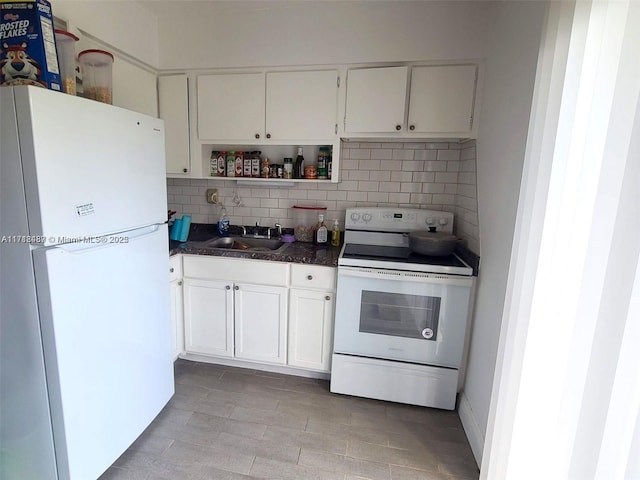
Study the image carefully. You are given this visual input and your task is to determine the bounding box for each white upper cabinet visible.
[408,65,477,134]
[266,70,338,140]
[159,75,190,175]
[345,64,478,136]
[197,73,265,141]
[344,66,409,133]
[197,70,339,142]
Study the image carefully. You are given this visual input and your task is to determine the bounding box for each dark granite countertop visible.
[169,223,341,267]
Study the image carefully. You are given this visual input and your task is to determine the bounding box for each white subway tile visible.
[359,142,382,149]
[307,190,328,201]
[342,159,359,170]
[371,149,393,160]
[445,184,458,195]
[182,204,200,214]
[459,160,476,173]
[347,191,368,202]
[432,193,456,205]
[410,193,433,204]
[167,186,183,195]
[167,195,175,204]
[437,149,461,161]
[174,195,189,204]
[327,190,347,201]
[338,180,359,191]
[350,170,371,181]
[461,147,476,161]
[268,208,288,218]
[173,178,192,186]
[316,182,338,191]
[446,161,461,172]
[458,172,477,184]
[392,149,414,160]
[288,190,309,199]
[368,192,390,203]
[342,142,360,149]
[391,171,413,182]
[401,182,422,193]
[389,193,411,204]
[358,181,380,192]
[402,160,424,171]
[379,182,401,193]
[424,142,450,150]
[422,183,445,194]
[258,198,279,208]
[250,207,270,217]
[381,142,400,149]
[341,149,351,160]
[370,171,391,181]
[457,183,476,198]
[424,161,448,172]
[350,149,372,160]
[359,159,381,171]
[412,172,436,183]
[448,142,463,150]
[413,149,438,161]
[402,143,426,150]
[233,207,252,216]
[435,172,458,183]
[380,160,404,171]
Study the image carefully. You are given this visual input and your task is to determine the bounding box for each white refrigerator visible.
[0,86,175,480]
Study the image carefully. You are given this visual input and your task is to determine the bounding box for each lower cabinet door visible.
[183,278,234,357]
[288,288,335,372]
[234,283,288,364]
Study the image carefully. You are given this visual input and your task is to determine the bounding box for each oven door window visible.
[359,291,440,341]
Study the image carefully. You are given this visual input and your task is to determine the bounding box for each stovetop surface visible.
[341,243,469,269]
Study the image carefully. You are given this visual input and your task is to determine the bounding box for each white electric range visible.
[330,207,474,410]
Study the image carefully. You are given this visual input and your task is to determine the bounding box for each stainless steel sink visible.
[197,236,288,253]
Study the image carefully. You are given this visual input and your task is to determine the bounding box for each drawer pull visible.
[325,295,331,301]
[170,267,174,273]
[234,285,239,290]
[307,275,313,280]
[226,285,231,290]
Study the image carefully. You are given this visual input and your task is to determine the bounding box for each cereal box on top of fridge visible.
[0,0,61,90]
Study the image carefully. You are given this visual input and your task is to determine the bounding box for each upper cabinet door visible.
[158,75,190,175]
[266,70,338,140]
[344,66,408,133]
[197,73,265,141]
[408,65,477,134]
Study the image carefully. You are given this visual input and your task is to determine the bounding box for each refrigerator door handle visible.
[51,224,164,253]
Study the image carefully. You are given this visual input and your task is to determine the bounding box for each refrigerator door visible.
[13,86,167,245]
[32,224,174,480]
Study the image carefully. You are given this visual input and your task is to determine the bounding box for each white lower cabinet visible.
[182,255,289,365]
[288,264,336,373]
[169,256,184,359]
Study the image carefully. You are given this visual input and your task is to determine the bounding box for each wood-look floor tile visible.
[298,449,391,480]
[347,439,439,472]
[230,405,308,430]
[187,411,267,439]
[263,425,348,455]
[250,456,345,480]
[305,418,390,446]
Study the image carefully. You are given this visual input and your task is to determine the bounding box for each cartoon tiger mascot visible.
[0,41,44,85]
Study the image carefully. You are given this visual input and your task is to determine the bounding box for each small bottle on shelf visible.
[262,157,271,178]
[331,219,340,247]
[314,214,328,245]
[294,147,304,179]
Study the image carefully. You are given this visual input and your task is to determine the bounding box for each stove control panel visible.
[344,207,454,233]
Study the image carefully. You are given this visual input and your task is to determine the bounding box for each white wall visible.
[50,0,159,67]
[459,1,546,463]
[155,1,493,69]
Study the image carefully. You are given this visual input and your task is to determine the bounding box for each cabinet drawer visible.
[291,264,336,290]
[169,255,182,281]
[183,255,289,286]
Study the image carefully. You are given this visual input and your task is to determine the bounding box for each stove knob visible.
[350,212,361,222]
[426,217,435,225]
[422,328,434,339]
[439,217,448,226]
[362,213,372,223]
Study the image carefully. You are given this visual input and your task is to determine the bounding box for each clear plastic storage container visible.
[54,29,79,95]
[292,205,327,242]
[78,49,114,104]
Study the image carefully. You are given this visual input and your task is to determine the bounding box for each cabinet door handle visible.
[234,285,239,291]
[178,281,183,286]
[226,285,231,290]
[409,125,415,131]
[266,133,271,139]
[183,168,188,173]
[170,267,174,273]
[325,295,331,301]
[255,133,260,139]
[307,275,313,280]
[395,125,402,131]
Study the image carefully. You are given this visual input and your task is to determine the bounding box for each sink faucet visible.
[254,221,260,237]
[268,223,282,239]
[239,225,247,236]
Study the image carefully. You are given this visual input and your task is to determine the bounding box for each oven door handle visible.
[338,266,473,287]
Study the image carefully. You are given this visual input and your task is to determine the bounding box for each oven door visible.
[333,266,472,368]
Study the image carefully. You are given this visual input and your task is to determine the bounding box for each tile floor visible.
[99,360,479,480]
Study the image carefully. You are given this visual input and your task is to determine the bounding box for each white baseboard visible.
[458,391,484,468]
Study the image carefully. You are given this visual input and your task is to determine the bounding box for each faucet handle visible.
[274,223,282,237]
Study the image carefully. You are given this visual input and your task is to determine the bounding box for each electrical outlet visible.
[206,188,218,204]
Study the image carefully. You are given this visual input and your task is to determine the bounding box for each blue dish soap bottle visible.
[217,206,230,236]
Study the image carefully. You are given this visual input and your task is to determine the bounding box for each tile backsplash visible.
[167,140,479,253]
